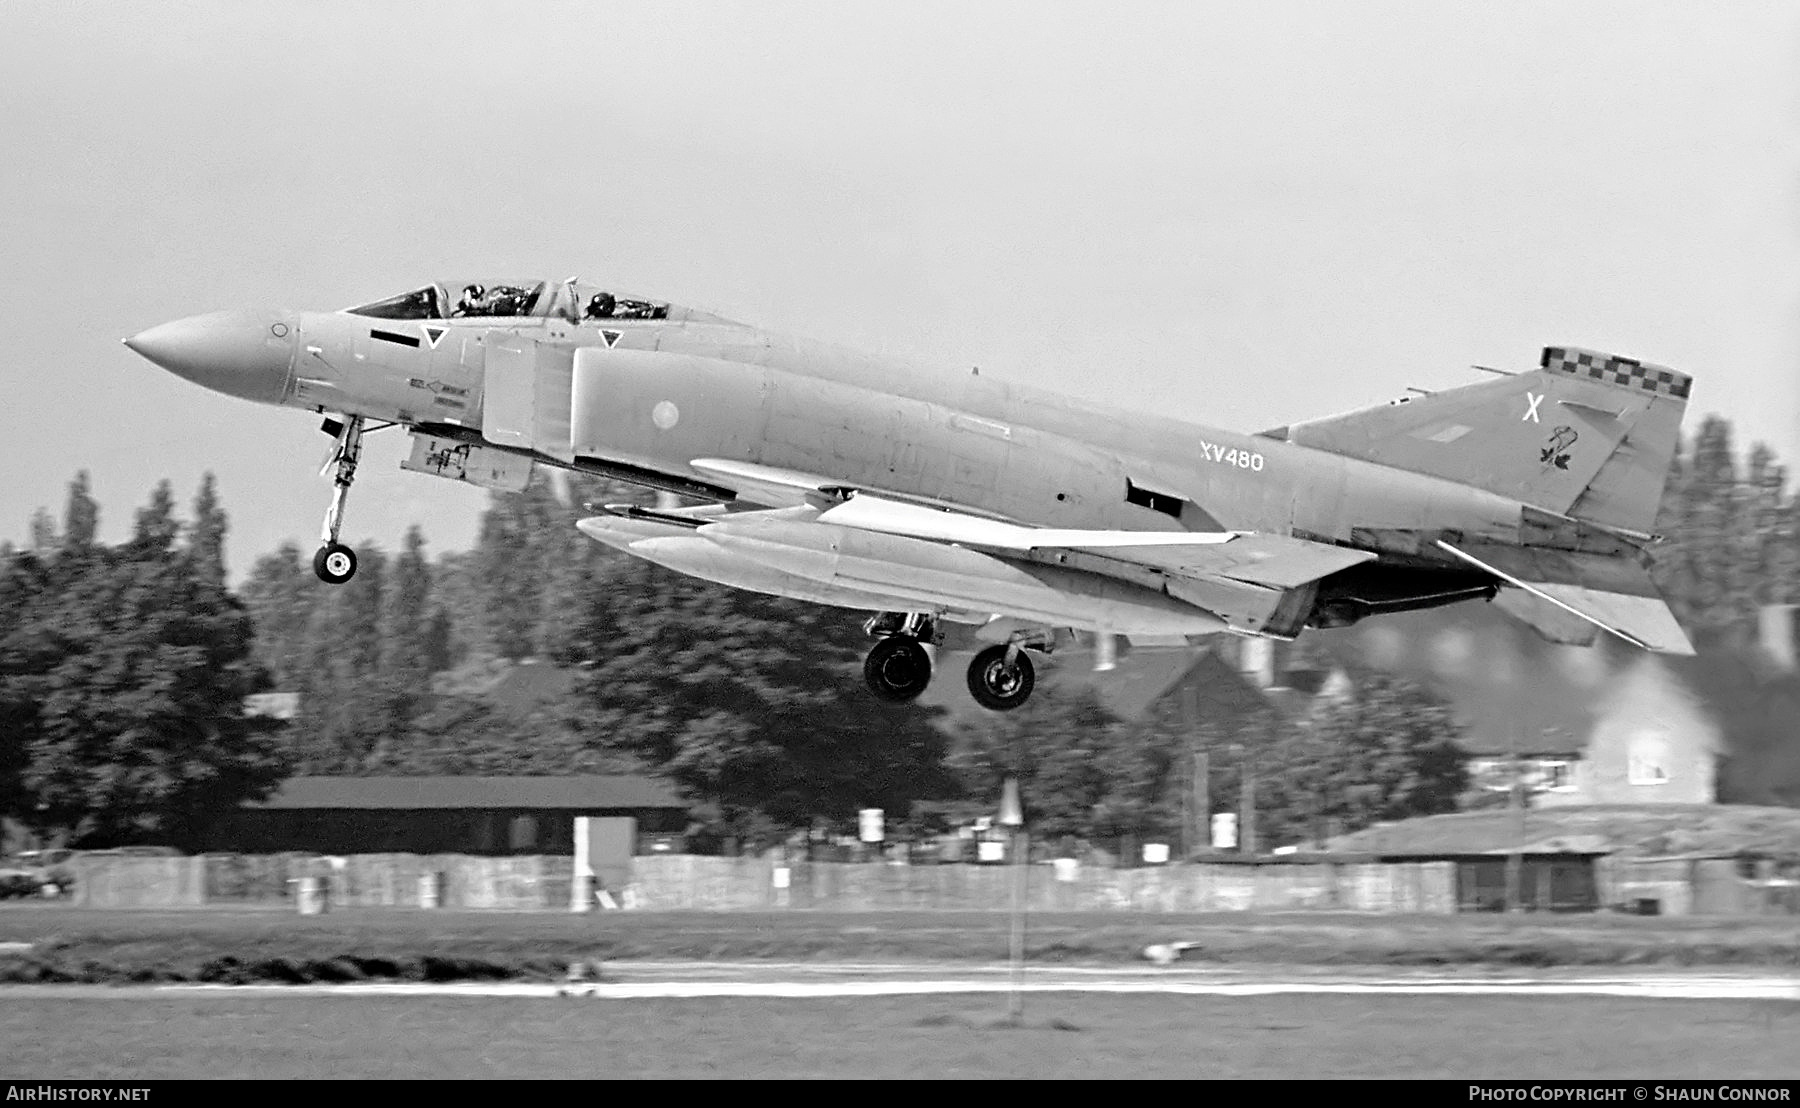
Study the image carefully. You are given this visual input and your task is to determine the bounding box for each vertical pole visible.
[1239,747,1258,857]
[1179,748,1191,863]
[1179,687,1196,860]
[1506,724,1524,914]
[1193,750,1209,854]
[1008,826,1025,1022]
[999,774,1025,1024]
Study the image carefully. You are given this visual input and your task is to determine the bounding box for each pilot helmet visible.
[464,284,485,299]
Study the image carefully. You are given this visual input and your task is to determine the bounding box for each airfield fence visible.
[58,852,1457,913]
[47,853,1800,915]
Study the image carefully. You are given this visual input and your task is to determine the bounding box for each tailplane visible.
[1278,347,1691,534]
[1438,539,1695,655]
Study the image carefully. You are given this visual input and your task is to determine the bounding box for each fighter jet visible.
[125,276,1696,711]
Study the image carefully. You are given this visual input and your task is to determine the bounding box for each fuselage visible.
[132,284,1527,555]
[126,278,1530,637]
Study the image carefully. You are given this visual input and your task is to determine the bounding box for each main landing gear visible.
[861,612,1041,711]
[313,415,364,584]
[966,643,1035,712]
[862,612,937,703]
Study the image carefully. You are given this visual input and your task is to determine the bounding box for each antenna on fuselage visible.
[1471,364,1517,377]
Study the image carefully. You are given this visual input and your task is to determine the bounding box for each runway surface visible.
[7,962,1800,1000]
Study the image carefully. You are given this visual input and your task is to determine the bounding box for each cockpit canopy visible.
[345,279,673,323]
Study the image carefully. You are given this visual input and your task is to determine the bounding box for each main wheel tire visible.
[967,644,1035,711]
[313,542,358,584]
[863,636,933,703]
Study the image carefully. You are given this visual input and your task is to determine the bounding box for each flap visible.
[1210,535,1378,589]
[1050,532,1375,589]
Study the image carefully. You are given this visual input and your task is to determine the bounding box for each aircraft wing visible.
[692,457,1369,577]
[685,457,1374,637]
[688,457,1226,544]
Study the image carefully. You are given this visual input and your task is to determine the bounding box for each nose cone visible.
[125,310,295,405]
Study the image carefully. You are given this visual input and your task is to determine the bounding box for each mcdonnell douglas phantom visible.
[125,277,1695,711]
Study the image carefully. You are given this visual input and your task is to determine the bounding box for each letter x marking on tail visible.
[1523,392,1543,423]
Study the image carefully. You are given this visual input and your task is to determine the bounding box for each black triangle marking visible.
[602,329,622,349]
[424,326,446,348]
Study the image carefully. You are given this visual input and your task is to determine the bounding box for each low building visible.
[209,775,689,856]
[1329,804,1800,914]
[1326,810,1608,911]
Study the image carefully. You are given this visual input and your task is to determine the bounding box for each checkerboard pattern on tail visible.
[1540,347,1692,400]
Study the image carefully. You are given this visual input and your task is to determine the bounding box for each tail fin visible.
[1281,347,1691,533]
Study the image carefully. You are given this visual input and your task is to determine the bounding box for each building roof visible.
[247,776,686,812]
[1454,732,1588,757]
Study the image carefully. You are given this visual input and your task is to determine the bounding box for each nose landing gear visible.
[313,415,364,584]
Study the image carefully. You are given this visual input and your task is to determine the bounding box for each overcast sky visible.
[4,1,1796,580]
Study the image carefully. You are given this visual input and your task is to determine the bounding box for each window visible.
[509,815,539,851]
[566,281,669,322]
[451,281,545,319]
[1539,760,1575,792]
[346,286,444,320]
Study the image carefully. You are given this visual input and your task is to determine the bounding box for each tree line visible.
[2,413,1794,852]
[1,475,285,849]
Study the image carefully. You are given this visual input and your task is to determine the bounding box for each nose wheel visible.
[313,415,364,584]
[312,543,358,585]
[967,644,1036,711]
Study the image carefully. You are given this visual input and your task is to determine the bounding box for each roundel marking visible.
[651,400,680,430]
